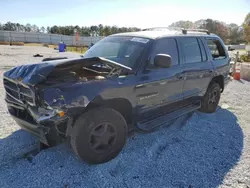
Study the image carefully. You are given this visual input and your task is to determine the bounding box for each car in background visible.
[228,45,235,51]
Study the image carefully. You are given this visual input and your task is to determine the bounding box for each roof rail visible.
[182,29,210,35]
[142,27,210,35]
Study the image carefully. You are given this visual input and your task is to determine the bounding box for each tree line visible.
[0,23,140,37]
[0,12,249,44]
[169,18,247,45]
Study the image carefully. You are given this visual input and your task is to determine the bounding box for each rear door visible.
[178,37,214,98]
[135,38,185,121]
[204,38,230,79]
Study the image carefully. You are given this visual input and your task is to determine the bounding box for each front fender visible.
[40,81,107,116]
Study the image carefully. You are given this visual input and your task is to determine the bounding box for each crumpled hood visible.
[3,57,132,86]
[3,62,55,86]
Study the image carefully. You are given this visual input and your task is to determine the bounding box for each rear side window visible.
[206,39,226,59]
[179,38,202,64]
[148,38,179,68]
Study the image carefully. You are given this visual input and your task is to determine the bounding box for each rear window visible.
[206,39,226,60]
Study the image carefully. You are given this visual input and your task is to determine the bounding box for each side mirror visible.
[154,54,172,68]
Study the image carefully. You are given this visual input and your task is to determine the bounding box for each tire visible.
[39,142,50,150]
[199,82,221,113]
[70,107,128,164]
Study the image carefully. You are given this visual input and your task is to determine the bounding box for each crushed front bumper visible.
[12,115,49,145]
[7,103,69,146]
[3,77,72,146]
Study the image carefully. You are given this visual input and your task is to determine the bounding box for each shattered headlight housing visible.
[39,88,67,117]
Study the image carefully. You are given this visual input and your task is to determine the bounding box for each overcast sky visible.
[1,0,250,28]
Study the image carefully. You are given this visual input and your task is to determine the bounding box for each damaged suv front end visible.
[4,76,62,145]
[3,56,132,146]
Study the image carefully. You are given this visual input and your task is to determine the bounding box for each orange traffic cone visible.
[233,63,241,80]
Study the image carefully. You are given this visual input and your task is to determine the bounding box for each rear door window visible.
[179,38,202,64]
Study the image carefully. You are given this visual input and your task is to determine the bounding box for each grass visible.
[0,41,88,54]
[0,41,24,46]
[48,44,57,48]
[0,66,14,70]
[24,43,43,46]
[0,41,10,45]
[240,54,250,62]
[66,46,88,54]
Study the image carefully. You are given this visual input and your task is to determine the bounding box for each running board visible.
[136,101,201,132]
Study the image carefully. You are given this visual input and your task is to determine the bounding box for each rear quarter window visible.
[205,39,226,60]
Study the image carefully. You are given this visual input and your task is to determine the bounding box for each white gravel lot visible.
[0,45,249,188]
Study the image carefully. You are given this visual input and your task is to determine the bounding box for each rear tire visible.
[199,82,221,113]
[70,107,128,164]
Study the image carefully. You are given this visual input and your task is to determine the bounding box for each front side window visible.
[148,38,179,69]
[83,36,150,69]
[179,38,202,64]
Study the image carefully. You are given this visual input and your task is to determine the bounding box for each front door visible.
[135,38,185,122]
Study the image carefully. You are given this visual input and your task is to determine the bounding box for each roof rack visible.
[142,27,183,31]
[142,27,210,35]
[182,29,210,35]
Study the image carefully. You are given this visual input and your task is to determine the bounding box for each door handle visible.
[177,74,184,79]
[208,70,214,75]
[160,81,166,85]
[135,84,145,89]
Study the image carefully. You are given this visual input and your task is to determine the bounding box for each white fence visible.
[0,30,102,46]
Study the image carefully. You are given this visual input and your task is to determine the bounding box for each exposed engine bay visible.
[3,56,133,87]
[44,64,108,84]
[42,60,127,85]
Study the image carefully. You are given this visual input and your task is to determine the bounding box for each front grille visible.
[4,78,35,106]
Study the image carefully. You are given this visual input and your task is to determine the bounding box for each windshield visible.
[83,36,150,69]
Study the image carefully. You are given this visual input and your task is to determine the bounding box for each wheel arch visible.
[209,75,224,92]
[86,96,134,131]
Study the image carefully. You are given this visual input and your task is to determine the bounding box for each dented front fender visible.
[39,81,106,116]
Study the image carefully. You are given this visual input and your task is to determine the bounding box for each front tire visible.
[70,107,128,164]
[199,82,221,113]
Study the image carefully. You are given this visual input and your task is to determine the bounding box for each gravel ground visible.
[0,45,249,188]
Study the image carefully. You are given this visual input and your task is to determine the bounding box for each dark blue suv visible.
[3,28,230,164]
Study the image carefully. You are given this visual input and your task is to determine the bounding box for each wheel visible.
[70,107,128,164]
[199,82,221,113]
